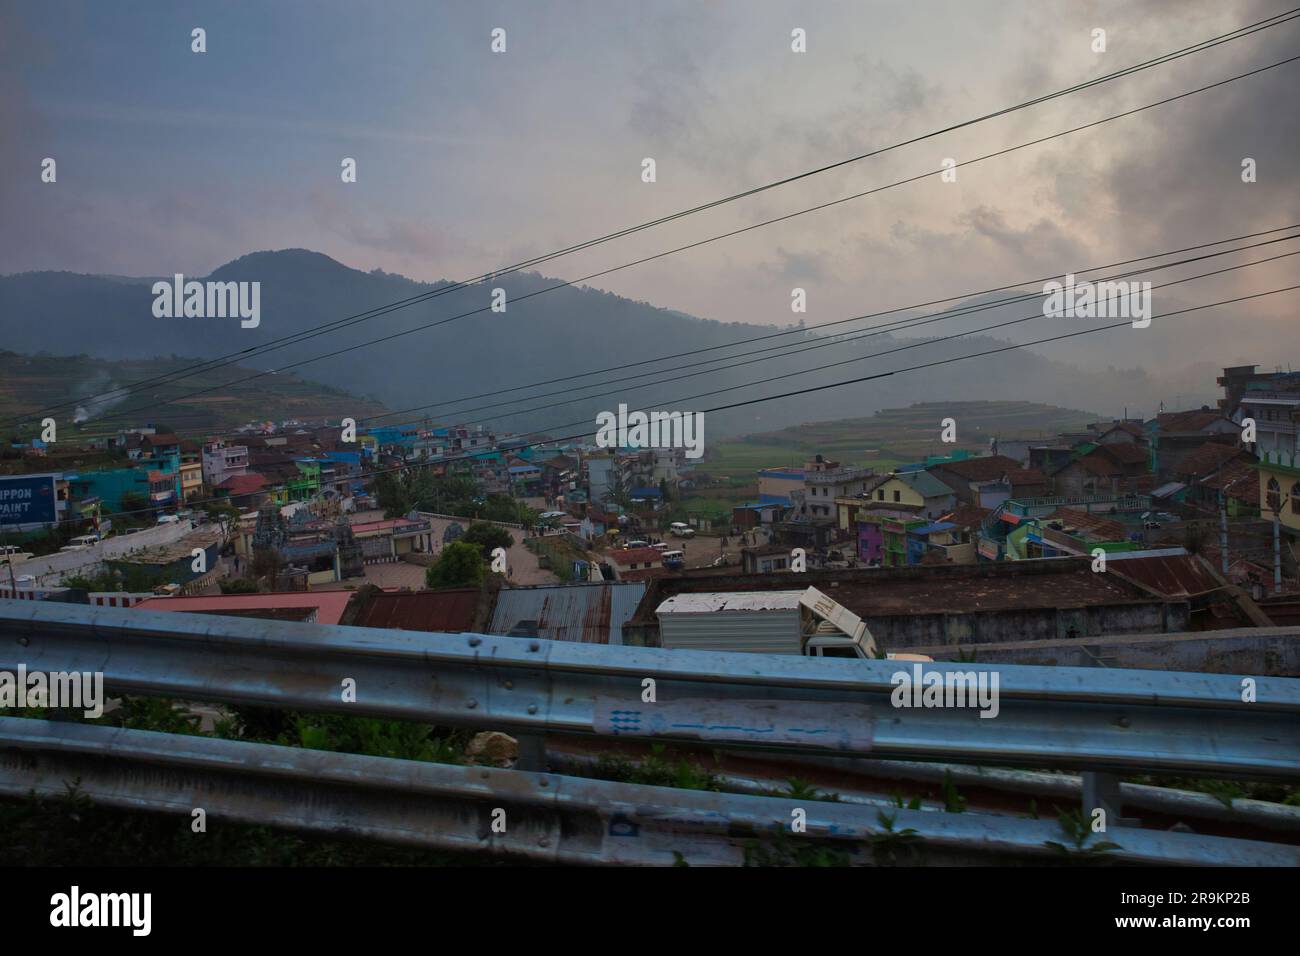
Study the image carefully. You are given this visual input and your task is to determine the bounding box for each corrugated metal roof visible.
[352,589,480,632]
[1107,552,1223,598]
[489,582,646,645]
[657,591,806,614]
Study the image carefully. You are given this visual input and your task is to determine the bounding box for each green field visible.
[696,400,1099,482]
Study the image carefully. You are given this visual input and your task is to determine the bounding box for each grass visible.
[696,400,1099,481]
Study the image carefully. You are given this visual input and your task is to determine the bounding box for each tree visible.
[219,578,260,594]
[119,491,151,518]
[461,522,513,558]
[425,541,486,588]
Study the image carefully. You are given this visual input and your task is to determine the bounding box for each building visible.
[927,455,1050,508]
[202,440,249,488]
[1004,508,1138,560]
[756,468,805,506]
[623,558,1197,651]
[800,458,877,521]
[1258,450,1300,535]
[603,546,669,582]
[0,472,70,532]
[1147,409,1240,479]
[134,590,354,625]
[862,470,957,520]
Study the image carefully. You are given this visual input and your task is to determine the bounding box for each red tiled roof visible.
[1047,508,1128,541]
[1174,442,1248,479]
[1075,454,1122,477]
[1096,443,1149,466]
[941,504,992,529]
[134,591,353,626]
[217,473,268,495]
[1199,459,1261,505]
[1157,410,1230,433]
[1099,422,1145,437]
[929,455,1047,485]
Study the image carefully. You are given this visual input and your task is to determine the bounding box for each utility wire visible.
[17,8,1300,425]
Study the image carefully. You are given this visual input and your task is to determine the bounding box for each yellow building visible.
[180,460,204,501]
[1258,451,1300,534]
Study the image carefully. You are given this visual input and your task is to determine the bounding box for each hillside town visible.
[3,363,1298,651]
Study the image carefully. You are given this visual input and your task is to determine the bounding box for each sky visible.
[2,0,1298,394]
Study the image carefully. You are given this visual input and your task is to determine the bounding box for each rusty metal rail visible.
[1,600,1298,778]
[2,717,1296,866]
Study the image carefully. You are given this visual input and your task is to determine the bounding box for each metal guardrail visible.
[2,718,1295,866]
[2,600,1297,778]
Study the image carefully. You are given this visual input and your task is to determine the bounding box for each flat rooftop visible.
[631,558,1155,624]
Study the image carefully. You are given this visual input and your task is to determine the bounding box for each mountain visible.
[0,351,389,440]
[0,250,1203,440]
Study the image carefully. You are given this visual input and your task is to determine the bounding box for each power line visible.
[37,281,1300,527]
[68,226,1300,442]
[368,236,1300,430]
[42,50,1300,431]
[19,8,1300,425]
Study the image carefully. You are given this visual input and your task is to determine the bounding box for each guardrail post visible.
[516,733,546,772]
[1081,771,1130,830]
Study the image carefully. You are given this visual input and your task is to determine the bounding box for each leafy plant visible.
[941,770,967,813]
[1043,808,1122,861]
[869,810,922,866]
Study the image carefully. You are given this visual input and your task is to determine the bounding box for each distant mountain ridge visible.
[0,249,1190,438]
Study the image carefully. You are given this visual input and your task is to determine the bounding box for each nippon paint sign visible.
[0,474,58,529]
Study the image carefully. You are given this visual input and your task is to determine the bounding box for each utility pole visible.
[1219,492,1229,575]
[1274,512,1284,595]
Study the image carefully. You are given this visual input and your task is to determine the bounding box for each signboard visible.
[0,475,58,529]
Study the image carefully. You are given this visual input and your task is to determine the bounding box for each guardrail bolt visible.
[468,637,482,648]
[16,636,29,647]
[467,698,478,709]
[527,704,538,714]
[503,680,513,689]
[529,641,540,652]
[1117,716,1131,728]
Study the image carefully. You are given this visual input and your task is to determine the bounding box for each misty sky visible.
[3,0,1298,397]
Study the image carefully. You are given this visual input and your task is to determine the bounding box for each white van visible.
[669,522,696,539]
[156,514,180,524]
[68,534,100,548]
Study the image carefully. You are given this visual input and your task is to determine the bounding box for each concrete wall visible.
[908,626,1300,676]
[866,599,1183,650]
[17,521,196,586]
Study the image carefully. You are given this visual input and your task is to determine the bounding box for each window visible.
[877,489,885,501]
[893,490,901,502]
[818,646,860,659]
[1292,482,1300,515]
[1267,478,1282,512]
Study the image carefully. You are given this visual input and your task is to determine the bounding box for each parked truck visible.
[655,586,929,661]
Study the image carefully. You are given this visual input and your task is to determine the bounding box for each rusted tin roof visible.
[1107,552,1223,598]
[489,583,646,645]
[352,588,481,632]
